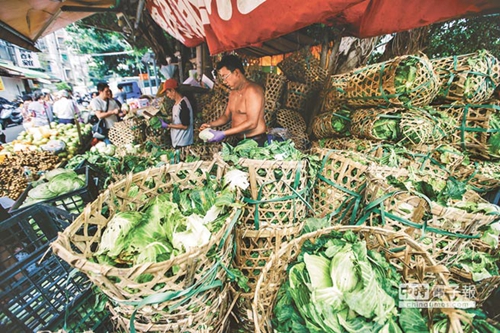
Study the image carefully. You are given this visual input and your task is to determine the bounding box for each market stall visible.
[1,1,500,332]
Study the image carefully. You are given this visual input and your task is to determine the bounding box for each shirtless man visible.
[200,55,267,146]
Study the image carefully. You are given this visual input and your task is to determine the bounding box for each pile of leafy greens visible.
[487,112,500,159]
[273,230,430,333]
[94,174,240,269]
[220,139,308,163]
[371,116,401,141]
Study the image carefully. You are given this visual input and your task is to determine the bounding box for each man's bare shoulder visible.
[246,81,264,95]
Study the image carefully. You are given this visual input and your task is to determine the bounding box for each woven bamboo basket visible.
[350,107,402,142]
[311,137,378,154]
[361,165,500,265]
[234,158,310,229]
[399,107,453,145]
[231,224,304,331]
[108,283,232,333]
[178,143,222,161]
[51,161,241,324]
[252,225,466,333]
[144,126,170,148]
[454,161,500,192]
[310,149,370,224]
[437,101,500,160]
[276,108,306,135]
[431,50,500,104]
[328,54,439,107]
[264,73,286,103]
[201,84,229,124]
[290,131,311,153]
[109,118,146,147]
[264,99,279,128]
[284,81,313,112]
[277,49,327,89]
[311,106,352,139]
[406,144,466,175]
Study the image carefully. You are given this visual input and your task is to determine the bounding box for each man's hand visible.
[207,130,225,142]
[160,119,169,129]
[199,123,210,131]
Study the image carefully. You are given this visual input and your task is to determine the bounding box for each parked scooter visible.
[0,103,23,130]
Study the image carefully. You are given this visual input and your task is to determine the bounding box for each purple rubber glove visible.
[208,130,226,142]
[160,119,169,128]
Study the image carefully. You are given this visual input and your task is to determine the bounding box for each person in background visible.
[90,83,121,131]
[199,54,267,146]
[28,90,52,127]
[53,90,81,124]
[20,95,33,130]
[157,79,194,149]
[42,90,54,123]
[115,84,127,105]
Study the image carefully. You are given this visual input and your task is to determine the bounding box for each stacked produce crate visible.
[0,205,110,332]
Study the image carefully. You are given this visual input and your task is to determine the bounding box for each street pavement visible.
[4,124,24,143]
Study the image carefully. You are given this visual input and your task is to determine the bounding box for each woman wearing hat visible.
[158,79,194,148]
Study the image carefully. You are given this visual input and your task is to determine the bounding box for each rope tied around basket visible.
[313,149,368,224]
[240,159,312,230]
[119,207,241,333]
[454,103,500,151]
[358,189,483,239]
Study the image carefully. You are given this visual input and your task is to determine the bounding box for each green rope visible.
[357,191,482,239]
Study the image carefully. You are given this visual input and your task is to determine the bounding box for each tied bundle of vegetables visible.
[328,54,439,107]
[311,106,351,139]
[399,107,453,144]
[431,49,500,104]
[362,165,500,267]
[406,144,468,175]
[452,246,500,282]
[311,150,372,224]
[437,102,500,160]
[454,159,500,193]
[350,108,401,141]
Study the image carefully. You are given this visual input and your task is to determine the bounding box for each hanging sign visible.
[14,48,41,68]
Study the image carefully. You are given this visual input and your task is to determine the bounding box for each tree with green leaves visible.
[65,23,147,85]
[425,14,500,60]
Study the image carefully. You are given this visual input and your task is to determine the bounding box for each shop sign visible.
[14,48,41,68]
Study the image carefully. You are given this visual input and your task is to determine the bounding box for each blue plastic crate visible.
[0,204,92,332]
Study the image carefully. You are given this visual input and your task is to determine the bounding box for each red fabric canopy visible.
[146,0,500,55]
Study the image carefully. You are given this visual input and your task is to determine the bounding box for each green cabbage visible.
[96,211,144,257]
[199,128,215,142]
[28,183,57,200]
[275,232,400,332]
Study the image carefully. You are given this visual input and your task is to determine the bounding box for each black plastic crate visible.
[47,289,113,333]
[484,189,500,206]
[72,159,109,190]
[0,204,91,332]
[9,165,99,216]
[0,204,10,222]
